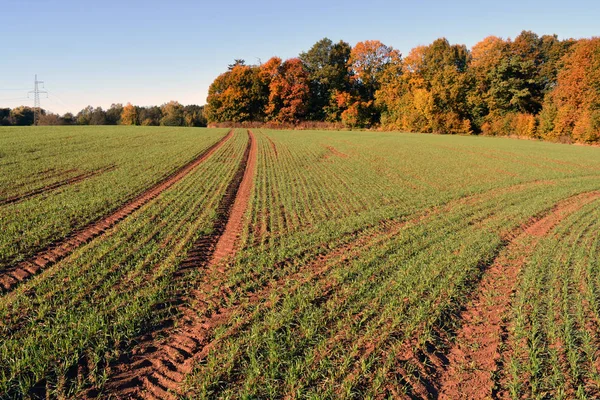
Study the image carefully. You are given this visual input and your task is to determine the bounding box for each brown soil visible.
[0,130,233,294]
[211,131,258,265]
[0,165,117,206]
[437,191,600,400]
[85,179,568,399]
[96,130,256,400]
[324,145,348,159]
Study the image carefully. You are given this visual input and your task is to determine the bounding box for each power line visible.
[27,75,48,126]
[47,93,72,111]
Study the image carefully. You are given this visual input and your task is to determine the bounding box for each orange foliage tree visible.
[120,103,138,126]
[264,58,310,123]
[539,38,600,143]
[205,61,266,123]
[201,33,599,144]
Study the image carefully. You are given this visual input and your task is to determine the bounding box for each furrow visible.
[0,130,233,294]
[437,191,600,399]
[98,130,255,399]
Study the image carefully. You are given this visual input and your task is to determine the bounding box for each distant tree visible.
[138,106,161,126]
[228,59,246,70]
[265,58,310,123]
[61,112,75,125]
[76,106,94,125]
[105,103,123,125]
[120,103,139,125]
[206,62,266,123]
[300,38,352,120]
[38,113,62,125]
[89,107,107,125]
[10,106,35,126]
[160,101,185,126]
[0,108,11,126]
[183,104,207,127]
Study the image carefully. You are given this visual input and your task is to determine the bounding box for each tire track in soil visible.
[266,134,278,159]
[96,176,553,399]
[97,130,256,400]
[0,165,117,206]
[0,130,233,294]
[437,191,600,400]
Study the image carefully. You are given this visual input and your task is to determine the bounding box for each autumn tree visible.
[466,32,576,136]
[377,38,471,133]
[205,61,266,123]
[346,40,401,127]
[120,103,139,125]
[264,58,310,123]
[539,38,600,143]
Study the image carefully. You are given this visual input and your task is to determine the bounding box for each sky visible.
[1,0,598,115]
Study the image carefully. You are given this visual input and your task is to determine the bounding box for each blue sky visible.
[1,0,598,114]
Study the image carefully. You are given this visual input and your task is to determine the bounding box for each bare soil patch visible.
[323,145,348,159]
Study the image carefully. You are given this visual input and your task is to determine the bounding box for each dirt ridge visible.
[437,191,600,399]
[0,130,233,294]
[97,130,256,399]
[97,175,553,399]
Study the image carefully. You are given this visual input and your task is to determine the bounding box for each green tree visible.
[300,38,352,120]
[138,106,161,126]
[183,105,207,127]
[106,103,123,125]
[160,101,185,126]
[9,106,34,126]
[0,108,11,126]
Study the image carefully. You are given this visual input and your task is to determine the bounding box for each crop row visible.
[503,197,600,399]
[179,129,600,398]
[0,129,248,398]
[0,126,228,271]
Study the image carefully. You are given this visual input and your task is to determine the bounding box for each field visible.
[1,126,600,399]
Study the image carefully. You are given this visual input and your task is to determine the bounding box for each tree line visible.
[0,101,207,127]
[206,32,600,144]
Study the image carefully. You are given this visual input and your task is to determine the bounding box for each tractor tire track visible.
[98,130,256,400]
[80,177,548,399]
[99,175,553,399]
[211,130,258,265]
[0,165,117,206]
[0,130,233,294]
[437,191,600,400]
